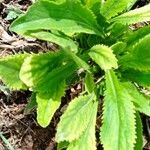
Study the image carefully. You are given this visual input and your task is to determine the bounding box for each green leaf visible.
[36,81,66,128]
[20,51,77,92]
[126,0,137,11]
[100,0,137,19]
[80,0,99,8]
[123,82,150,116]
[89,45,118,71]
[111,4,150,24]
[26,31,78,53]
[10,0,102,36]
[18,51,74,127]
[57,141,69,150]
[56,93,97,142]
[0,54,27,90]
[24,93,37,114]
[109,23,128,39]
[85,72,95,93]
[63,49,90,71]
[121,69,150,87]
[67,100,98,150]
[134,112,143,150]
[125,25,150,49]
[120,34,150,71]
[111,41,126,55]
[100,70,136,150]
[80,0,101,15]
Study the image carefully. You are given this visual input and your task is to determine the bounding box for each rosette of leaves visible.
[0,0,150,149]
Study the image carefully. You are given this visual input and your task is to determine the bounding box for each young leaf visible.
[89,45,118,71]
[67,100,98,150]
[100,70,136,150]
[134,112,143,150]
[36,81,66,128]
[56,93,96,142]
[0,54,28,90]
[10,0,102,36]
[27,31,78,53]
[120,34,150,71]
[123,82,150,116]
[111,3,150,24]
[85,72,95,93]
[19,51,77,92]
[100,0,137,19]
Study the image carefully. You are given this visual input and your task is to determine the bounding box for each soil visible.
[0,0,150,150]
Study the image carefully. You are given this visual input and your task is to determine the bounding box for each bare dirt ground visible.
[0,0,150,149]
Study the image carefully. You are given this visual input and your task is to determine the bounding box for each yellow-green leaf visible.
[100,0,137,19]
[111,4,150,24]
[100,70,136,150]
[89,45,118,71]
[20,51,76,92]
[27,31,78,53]
[36,81,66,128]
[67,100,98,150]
[0,54,28,90]
[56,93,97,142]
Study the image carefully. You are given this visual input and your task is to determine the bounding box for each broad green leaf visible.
[89,45,118,71]
[0,54,27,90]
[111,4,150,24]
[122,69,150,87]
[100,70,136,150]
[123,82,150,116]
[67,100,98,150]
[120,34,150,71]
[85,72,95,93]
[56,93,96,142]
[100,0,137,19]
[36,81,65,127]
[20,51,77,92]
[26,31,78,53]
[10,0,102,36]
[134,112,143,150]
